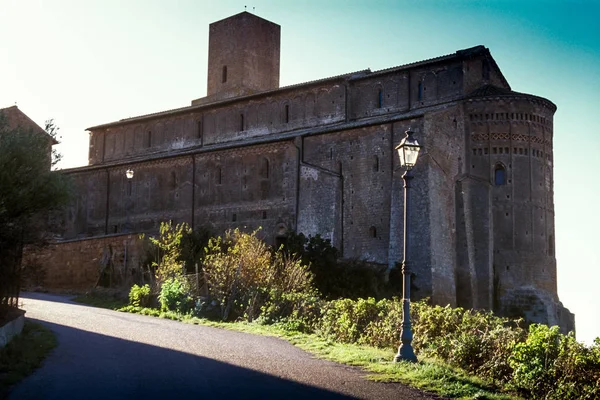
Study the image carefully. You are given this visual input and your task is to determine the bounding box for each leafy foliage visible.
[158,278,193,313]
[128,284,152,308]
[202,228,315,322]
[283,232,397,299]
[509,324,600,399]
[0,114,72,243]
[0,112,72,316]
[149,221,189,283]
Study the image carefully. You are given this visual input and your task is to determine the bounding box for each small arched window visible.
[417,81,423,101]
[222,65,227,83]
[494,164,506,185]
[377,89,383,108]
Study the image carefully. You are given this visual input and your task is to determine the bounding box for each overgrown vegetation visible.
[79,224,600,399]
[0,322,57,398]
[0,112,72,318]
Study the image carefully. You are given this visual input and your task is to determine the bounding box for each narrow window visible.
[197,119,203,140]
[548,234,554,256]
[494,164,506,185]
[329,148,333,160]
[493,147,497,154]
[240,114,244,131]
[222,65,227,83]
[147,131,152,148]
[232,213,237,222]
[369,226,377,238]
[417,81,423,101]
[373,155,380,172]
[482,60,490,80]
[284,104,289,123]
[127,180,132,196]
[262,211,267,220]
[377,89,383,108]
[260,157,269,179]
[217,167,222,185]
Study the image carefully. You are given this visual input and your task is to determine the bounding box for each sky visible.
[1,0,598,344]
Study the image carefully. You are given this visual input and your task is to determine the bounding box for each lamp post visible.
[125,169,134,232]
[393,129,422,363]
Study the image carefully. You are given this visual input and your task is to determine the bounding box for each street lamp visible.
[125,169,134,232]
[393,129,422,363]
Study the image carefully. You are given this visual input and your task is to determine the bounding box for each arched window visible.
[417,81,423,101]
[494,164,506,185]
[216,167,222,185]
[377,88,383,108]
[284,104,290,123]
[222,65,227,83]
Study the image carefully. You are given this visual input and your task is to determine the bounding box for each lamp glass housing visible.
[126,169,134,179]
[395,130,422,170]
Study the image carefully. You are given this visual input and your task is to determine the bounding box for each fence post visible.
[195,263,199,295]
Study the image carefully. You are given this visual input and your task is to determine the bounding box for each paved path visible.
[10,292,437,400]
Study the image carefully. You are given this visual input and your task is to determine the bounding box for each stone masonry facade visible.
[26,12,573,332]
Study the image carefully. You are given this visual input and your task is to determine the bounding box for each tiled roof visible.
[87,45,506,131]
[466,84,556,110]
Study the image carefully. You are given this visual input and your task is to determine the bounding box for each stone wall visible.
[22,234,142,291]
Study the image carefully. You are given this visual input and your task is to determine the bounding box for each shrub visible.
[203,229,316,322]
[158,278,193,313]
[319,297,383,343]
[509,324,600,399]
[128,284,152,307]
[282,232,396,299]
[412,301,525,383]
[149,221,189,283]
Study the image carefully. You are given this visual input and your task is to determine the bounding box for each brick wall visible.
[22,234,142,291]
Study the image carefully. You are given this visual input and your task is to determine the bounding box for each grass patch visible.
[0,321,57,399]
[73,293,128,310]
[74,294,519,399]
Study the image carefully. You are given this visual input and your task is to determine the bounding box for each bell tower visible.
[203,12,280,102]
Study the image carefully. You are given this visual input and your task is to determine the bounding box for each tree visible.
[0,112,72,318]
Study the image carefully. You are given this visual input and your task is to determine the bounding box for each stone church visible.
[27,12,573,331]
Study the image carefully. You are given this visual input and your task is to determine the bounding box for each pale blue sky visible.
[1,0,598,344]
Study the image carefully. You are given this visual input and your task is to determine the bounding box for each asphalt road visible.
[10,292,437,400]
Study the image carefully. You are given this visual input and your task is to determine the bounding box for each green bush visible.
[158,278,193,313]
[509,324,600,399]
[203,229,315,322]
[282,232,396,299]
[412,301,525,384]
[128,284,152,307]
[319,297,386,344]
